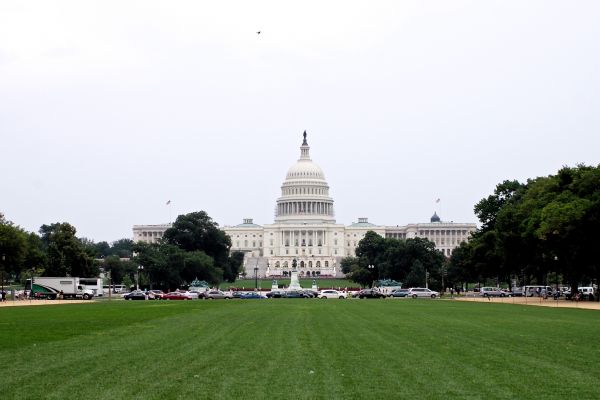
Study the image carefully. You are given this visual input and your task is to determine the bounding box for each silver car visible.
[205,290,233,300]
[406,288,440,299]
[479,287,506,297]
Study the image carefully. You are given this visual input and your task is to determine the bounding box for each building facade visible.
[133,132,477,278]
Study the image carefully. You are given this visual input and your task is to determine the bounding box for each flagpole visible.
[166,200,172,224]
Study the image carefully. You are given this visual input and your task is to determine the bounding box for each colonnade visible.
[280,229,329,247]
[277,201,333,216]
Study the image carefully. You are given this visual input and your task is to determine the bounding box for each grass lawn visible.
[1,300,598,399]
[222,278,357,290]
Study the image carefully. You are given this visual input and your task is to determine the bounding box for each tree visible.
[0,218,28,278]
[344,231,445,290]
[163,211,231,266]
[110,239,134,258]
[40,223,97,277]
[474,180,524,232]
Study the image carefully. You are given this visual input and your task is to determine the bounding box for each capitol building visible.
[133,132,476,278]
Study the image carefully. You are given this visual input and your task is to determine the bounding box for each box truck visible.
[26,277,95,300]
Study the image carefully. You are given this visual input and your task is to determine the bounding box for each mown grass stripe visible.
[1,300,599,399]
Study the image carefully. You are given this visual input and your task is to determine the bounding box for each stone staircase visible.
[242,256,269,279]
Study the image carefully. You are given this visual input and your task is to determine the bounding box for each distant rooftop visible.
[348,217,377,227]
[234,218,262,228]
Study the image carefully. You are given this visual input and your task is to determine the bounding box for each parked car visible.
[318,290,347,299]
[479,287,506,297]
[356,289,386,299]
[189,290,207,299]
[180,291,199,299]
[240,292,266,299]
[148,290,164,299]
[284,291,311,298]
[124,290,147,300]
[388,289,410,298]
[406,288,439,299]
[205,290,233,300]
[265,291,285,298]
[163,292,191,300]
[509,288,524,297]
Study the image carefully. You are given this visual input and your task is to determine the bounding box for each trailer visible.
[26,277,95,300]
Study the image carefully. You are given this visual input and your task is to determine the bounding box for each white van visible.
[578,287,595,300]
[524,286,554,297]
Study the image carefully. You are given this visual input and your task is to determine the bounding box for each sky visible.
[1,0,599,243]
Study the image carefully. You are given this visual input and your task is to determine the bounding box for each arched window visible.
[283,261,288,268]
[308,261,312,268]
[300,261,305,268]
[325,261,329,268]
[275,261,280,268]
[316,261,321,268]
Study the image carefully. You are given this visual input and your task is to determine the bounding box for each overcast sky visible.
[1,0,599,243]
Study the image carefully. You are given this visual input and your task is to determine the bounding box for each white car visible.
[406,288,440,299]
[318,290,347,299]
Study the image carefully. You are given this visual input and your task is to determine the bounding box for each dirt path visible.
[453,295,600,310]
[0,299,95,307]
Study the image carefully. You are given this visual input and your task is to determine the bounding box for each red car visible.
[163,292,191,300]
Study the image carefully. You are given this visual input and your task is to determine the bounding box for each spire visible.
[300,130,310,160]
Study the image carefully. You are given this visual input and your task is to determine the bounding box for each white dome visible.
[274,131,335,223]
[285,159,325,180]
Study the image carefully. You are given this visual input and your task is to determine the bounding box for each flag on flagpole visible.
[166,200,171,205]
[435,198,440,203]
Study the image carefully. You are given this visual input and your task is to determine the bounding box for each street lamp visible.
[254,266,258,290]
[368,265,375,288]
[136,266,144,290]
[1,254,5,300]
[30,268,35,299]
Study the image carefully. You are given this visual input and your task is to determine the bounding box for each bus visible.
[102,284,127,295]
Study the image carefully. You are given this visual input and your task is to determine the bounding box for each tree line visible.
[0,211,243,290]
[343,164,600,293]
[447,164,600,293]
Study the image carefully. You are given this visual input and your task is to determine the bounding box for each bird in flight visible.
[256,31,261,35]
